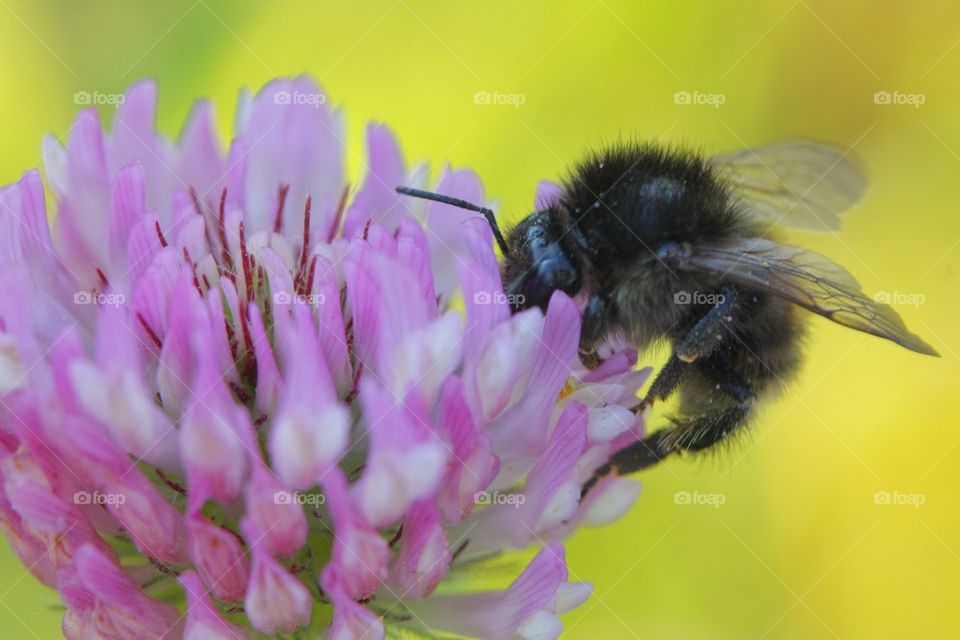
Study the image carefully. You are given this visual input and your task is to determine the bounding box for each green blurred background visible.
[1,1,958,637]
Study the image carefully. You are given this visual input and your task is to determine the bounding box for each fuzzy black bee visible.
[397,140,938,497]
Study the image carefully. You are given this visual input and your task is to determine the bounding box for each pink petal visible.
[578,477,643,527]
[244,543,313,636]
[247,303,283,415]
[580,348,638,383]
[387,499,450,598]
[343,123,412,238]
[353,379,446,527]
[10,170,59,278]
[0,482,56,586]
[186,513,250,602]
[6,482,108,573]
[108,162,147,271]
[242,462,308,557]
[74,544,183,639]
[238,76,344,243]
[322,567,385,640]
[468,403,587,552]
[65,419,186,563]
[156,268,205,416]
[534,179,564,209]
[491,292,580,456]
[422,168,487,299]
[396,217,437,304]
[269,305,348,489]
[434,377,499,524]
[406,542,585,640]
[108,80,179,226]
[458,252,512,368]
[126,213,167,286]
[310,255,352,396]
[180,571,248,640]
[72,304,178,468]
[321,467,390,599]
[51,108,111,280]
[465,308,543,424]
[179,341,251,509]
[176,99,225,204]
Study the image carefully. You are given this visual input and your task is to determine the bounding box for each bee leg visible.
[630,354,689,414]
[630,288,740,413]
[578,293,614,370]
[580,430,673,498]
[674,286,738,363]
[578,347,602,370]
[581,404,752,499]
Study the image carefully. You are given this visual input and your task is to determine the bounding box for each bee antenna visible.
[395,186,511,257]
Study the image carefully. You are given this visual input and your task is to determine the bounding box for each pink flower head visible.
[0,76,647,638]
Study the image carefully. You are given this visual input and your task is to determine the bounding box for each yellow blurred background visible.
[0,1,957,637]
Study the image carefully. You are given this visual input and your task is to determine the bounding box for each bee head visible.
[393,187,581,312]
[502,209,581,311]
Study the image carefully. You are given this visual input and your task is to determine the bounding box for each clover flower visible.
[0,76,648,639]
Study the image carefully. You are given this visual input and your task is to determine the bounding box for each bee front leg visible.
[578,293,613,369]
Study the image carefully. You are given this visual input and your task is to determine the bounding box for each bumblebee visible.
[397,140,937,496]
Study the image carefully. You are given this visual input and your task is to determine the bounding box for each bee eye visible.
[527,228,547,250]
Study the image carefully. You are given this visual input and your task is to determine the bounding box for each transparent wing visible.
[710,140,867,231]
[668,237,938,355]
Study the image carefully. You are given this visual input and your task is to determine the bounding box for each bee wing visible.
[710,140,867,231]
[672,237,938,355]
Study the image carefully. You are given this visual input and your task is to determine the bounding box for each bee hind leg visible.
[580,404,752,500]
